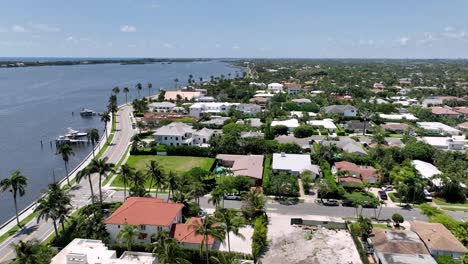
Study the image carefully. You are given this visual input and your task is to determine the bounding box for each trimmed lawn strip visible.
[372,223,392,229]
[433,198,467,207]
[111,155,215,188]
[441,207,468,212]
[344,191,376,203]
[0,212,38,244]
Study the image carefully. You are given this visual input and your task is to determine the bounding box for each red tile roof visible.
[431,107,459,115]
[104,197,184,226]
[339,176,363,184]
[334,161,360,174]
[334,161,381,180]
[171,217,215,245]
[453,107,468,115]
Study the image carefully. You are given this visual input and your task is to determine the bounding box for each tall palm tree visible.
[191,181,205,205]
[209,187,224,208]
[117,224,138,251]
[100,111,111,143]
[90,157,115,204]
[57,144,74,185]
[215,208,245,253]
[146,160,164,198]
[76,167,95,204]
[12,240,54,264]
[112,86,120,96]
[165,171,177,202]
[147,82,153,98]
[191,216,225,264]
[153,231,190,264]
[123,87,130,104]
[241,189,266,221]
[136,83,143,99]
[0,170,27,226]
[86,128,100,158]
[120,164,133,201]
[35,182,71,237]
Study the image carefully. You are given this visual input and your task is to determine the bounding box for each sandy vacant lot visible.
[262,213,362,264]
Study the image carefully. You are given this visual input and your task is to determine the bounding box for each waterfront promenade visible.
[0,105,134,262]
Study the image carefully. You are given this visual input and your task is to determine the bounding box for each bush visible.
[293,125,315,138]
[301,171,313,194]
[436,255,457,264]
[252,216,268,261]
[419,204,443,217]
[267,172,299,197]
[262,155,272,190]
[392,213,404,227]
[272,125,289,136]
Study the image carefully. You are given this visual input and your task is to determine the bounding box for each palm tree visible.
[136,83,143,99]
[12,240,54,264]
[153,231,190,264]
[146,160,165,198]
[112,86,120,96]
[90,157,115,204]
[215,208,245,253]
[120,164,133,201]
[0,170,27,226]
[241,189,266,221]
[101,111,111,141]
[57,144,74,185]
[147,82,153,98]
[209,187,224,208]
[165,171,177,202]
[86,128,100,158]
[76,167,95,204]
[191,216,225,264]
[123,87,130,103]
[117,224,138,251]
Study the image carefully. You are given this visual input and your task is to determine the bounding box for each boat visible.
[55,128,89,145]
[80,108,96,117]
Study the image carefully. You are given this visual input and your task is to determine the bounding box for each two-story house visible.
[153,122,214,146]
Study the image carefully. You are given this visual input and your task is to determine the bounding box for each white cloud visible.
[12,25,27,33]
[232,45,240,50]
[163,43,175,49]
[120,25,137,33]
[397,37,410,46]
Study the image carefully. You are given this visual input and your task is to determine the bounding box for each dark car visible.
[378,190,388,200]
[323,199,339,206]
[341,199,354,207]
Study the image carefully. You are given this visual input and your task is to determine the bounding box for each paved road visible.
[0,105,134,262]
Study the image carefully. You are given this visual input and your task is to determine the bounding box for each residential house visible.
[368,229,437,264]
[196,96,215,102]
[215,154,264,184]
[379,113,418,120]
[271,119,300,132]
[307,119,337,133]
[422,99,443,108]
[453,106,468,119]
[410,221,468,260]
[165,90,202,101]
[275,135,313,151]
[267,82,284,92]
[51,238,156,264]
[412,160,442,187]
[171,217,218,250]
[321,105,358,117]
[343,120,373,134]
[399,78,412,86]
[284,82,302,95]
[291,98,311,105]
[420,136,466,151]
[245,118,263,128]
[237,103,262,115]
[240,131,264,139]
[249,97,270,107]
[373,82,386,90]
[148,101,177,112]
[457,121,468,131]
[154,122,214,146]
[272,153,320,177]
[199,116,230,128]
[332,161,381,184]
[315,137,367,156]
[417,122,461,136]
[189,102,239,118]
[430,107,460,118]
[290,111,317,119]
[381,123,410,134]
[104,197,184,243]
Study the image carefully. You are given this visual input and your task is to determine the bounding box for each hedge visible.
[262,154,272,190]
[166,145,212,157]
[251,216,268,261]
[349,223,370,264]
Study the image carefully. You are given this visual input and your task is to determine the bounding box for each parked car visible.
[385,185,394,191]
[323,199,339,206]
[224,193,241,200]
[341,199,354,207]
[378,190,388,200]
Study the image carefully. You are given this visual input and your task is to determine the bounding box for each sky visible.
[1,0,468,58]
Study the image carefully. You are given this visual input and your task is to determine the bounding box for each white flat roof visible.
[290,111,317,118]
[412,160,442,187]
[379,113,418,120]
[271,119,300,128]
[307,119,337,129]
[417,122,460,134]
[272,153,313,173]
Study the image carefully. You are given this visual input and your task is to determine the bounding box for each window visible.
[157,226,163,232]
[164,137,167,140]
[118,225,120,228]
[140,225,146,230]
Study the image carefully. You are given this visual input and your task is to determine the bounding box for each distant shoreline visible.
[0,58,213,68]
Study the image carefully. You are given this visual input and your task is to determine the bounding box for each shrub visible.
[267,172,299,197]
[392,213,404,227]
[301,171,313,194]
[252,216,268,261]
[272,125,289,136]
[293,125,315,138]
[419,204,443,217]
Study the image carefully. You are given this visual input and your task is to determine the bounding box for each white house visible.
[321,105,358,117]
[51,238,156,264]
[412,160,442,187]
[267,82,284,92]
[379,113,418,120]
[272,153,318,176]
[292,98,311,105]
[421,136,466,151]
[104,197,184,244]
[417,122,461,136]
[154,122,214,146]
[237,103,262,115]
[189,102,238,118]
[307,119,337,132]
[148,101,177,112]
[271,119,300,132]
[284,82,302,95]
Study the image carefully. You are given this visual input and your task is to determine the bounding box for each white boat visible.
[80,108,96,117]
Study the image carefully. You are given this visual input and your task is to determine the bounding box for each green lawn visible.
[388,134,404,138]
[344,191,376,203]
[373,223,392,229]
[441,207,468,212]
[433,198,468,207]
[111,155,215,187]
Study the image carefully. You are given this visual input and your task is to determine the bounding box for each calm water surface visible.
[0,61,238,224]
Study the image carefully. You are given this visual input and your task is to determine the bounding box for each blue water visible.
[0,61,239,224]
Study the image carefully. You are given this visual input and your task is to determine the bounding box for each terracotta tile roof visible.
[171,217,215,245]
[458,122,468,130]
[381,123,410,131]
[410,221,468,254]
[339,176,362,184]
[431,107,459,115]
[370,228,430,255]
[334,161,360,173]
[453,106,468,115]
[335,161,381,181]
[104,197,184,226]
